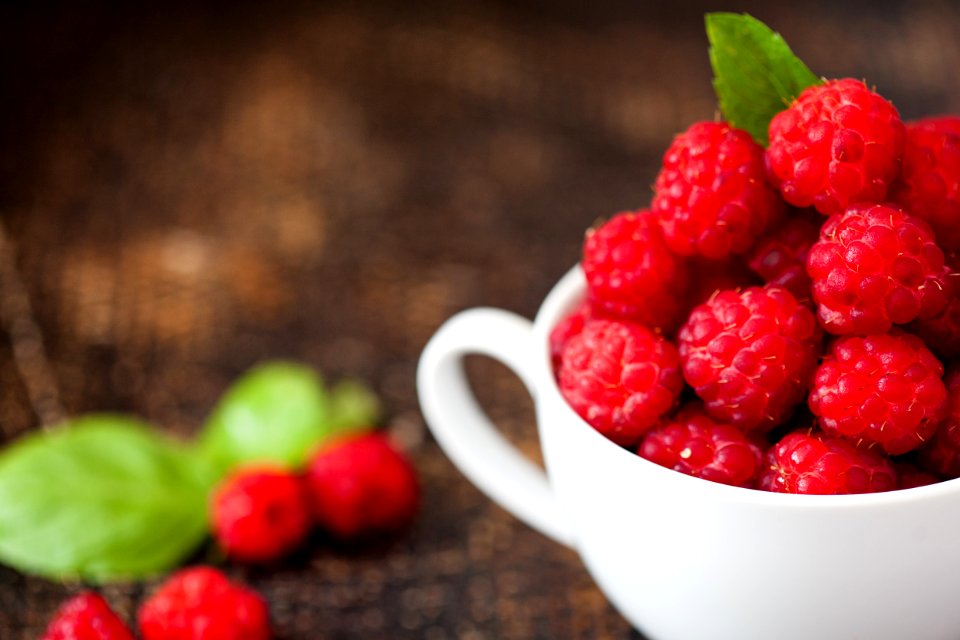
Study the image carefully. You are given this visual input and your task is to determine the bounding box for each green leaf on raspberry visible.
[706,12,821,146]
[0,415,215,582]
[200,361,331,472]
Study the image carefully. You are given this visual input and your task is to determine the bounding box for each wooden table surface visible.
[1,1,958,637]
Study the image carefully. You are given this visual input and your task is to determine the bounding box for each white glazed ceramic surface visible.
[417,265,960,640]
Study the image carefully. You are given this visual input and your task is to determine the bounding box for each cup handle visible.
[417,308,574,548]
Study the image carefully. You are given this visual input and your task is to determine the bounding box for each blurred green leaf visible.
[323,378,381,439]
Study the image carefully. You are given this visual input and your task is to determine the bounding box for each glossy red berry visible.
[549,300,594,369]
[653,121,783,259]
[766,78,905,216]
[759,430,897,494]
[138,567,270,640]
[638,404,762,487]
[806,203,951,335]
[677,286,822,431]
[917,367,960,479]
[809,331,947,455]
[211,467,311,564]
[582,210,690,332]
[747,213,820,301]
[42,592,134,640]
[559,318,683,445]
[305,432,420,539]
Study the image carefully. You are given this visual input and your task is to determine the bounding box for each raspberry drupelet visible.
[582,210,690,332]
[759,430,897,495]
[638,404,762,487]
[559,318,683,446]
[806,203,952,335]
[746,212,820,301]
[677,285,822,432]
[891,116,960,252]
[766,78,906,216]
[917,366,960,479]
[809,331,947,455]
[909,253,960,359]
[42,592,134,640]
[652,121,784,259]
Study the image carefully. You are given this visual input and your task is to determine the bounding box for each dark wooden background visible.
[0,1,957,637]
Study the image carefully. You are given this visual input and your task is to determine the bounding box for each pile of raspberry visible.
[554,79,960,494]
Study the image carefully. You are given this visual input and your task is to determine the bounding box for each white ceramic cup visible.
[417,265,960,640]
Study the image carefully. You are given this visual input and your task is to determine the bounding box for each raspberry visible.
[891,116,960,252]
[809,331,947,455]
[766,78,905,216]
[559,318,683,445]
[917,367,960,478]
[746,212,820,301]
[305,432,420,539]
[652,121,784,258]
[677,286,821,432]
[806,203,951,335]
[895,462,940,490]
[759,430,897,494]
[582,210,690,332]
[211,467,311,564]
[638,404,762,487]
[42,592,134,640]
[138,567,270,640]
[549,300,594,369]
[910,254,960,359]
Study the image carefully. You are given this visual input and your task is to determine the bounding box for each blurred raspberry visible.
[582,211,690,332]
[918,366,960,478]
[747,212,820,301]
[652,121,784,258]
[549,300,594,369]
[42,592,134,640]
[677,286,822,431]
[638,404,762,487]
[809,331,947,455]
[305,432,420,539]
[211,467,311,564]
[759,430,897,494]
[895,462,941,490]
[559,318,682,445]
[806,203,951,335]
[138,567,270,640]
[766,78,905,216]
[891,116,960,251]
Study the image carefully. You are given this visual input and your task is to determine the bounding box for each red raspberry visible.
[42,592,134,640]
[305,432,420,539]
[582,210,690,332]
[677,286,821,432]
[138,567,270,640]
[549,300,594,369]
[652,121,784,259]
[559,318,682,445]
[766,78,905,216]
[747,212,820,301]
[759,430,897,494]
[638,404,762,487]
[895,462,940,490]
[910,254,960,359]
[806,203,951,335]
[891,116,960,252]
[809,331,947,455]
[917,367,960,478]
[211,467,311,564]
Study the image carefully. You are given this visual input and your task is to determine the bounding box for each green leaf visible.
[706,12,821,145]
[323,379,381,439]
[0,415,215,583]
[200,361,330,471]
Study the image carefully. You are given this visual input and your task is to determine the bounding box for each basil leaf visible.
[0,415,214,583]
[200,361,330,471]
[323,379,381,439]
[706,12,821,146]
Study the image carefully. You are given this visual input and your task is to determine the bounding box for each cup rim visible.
[531,264,960,509]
